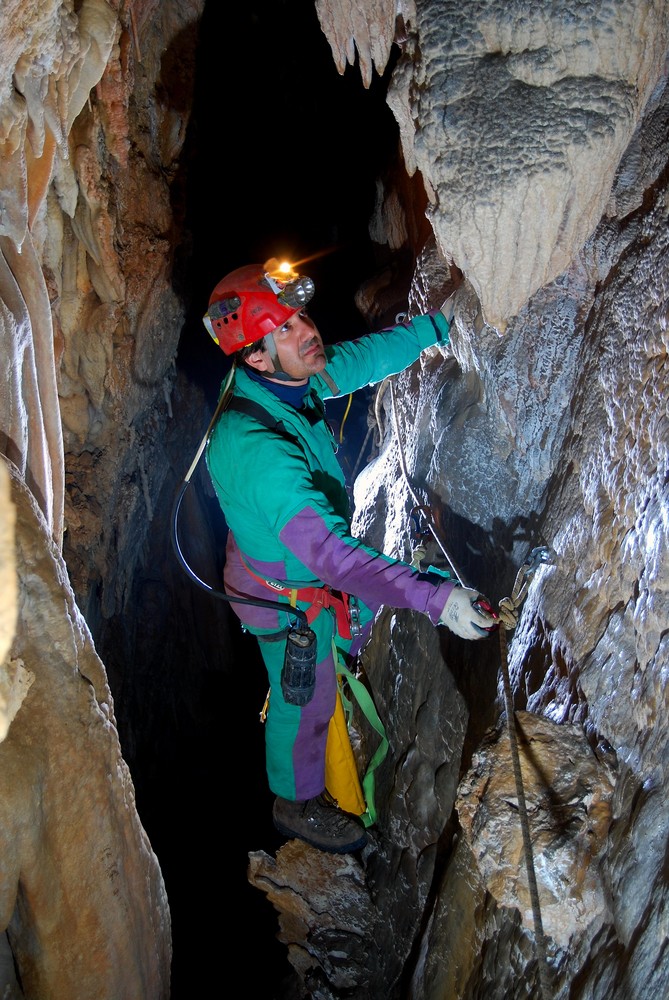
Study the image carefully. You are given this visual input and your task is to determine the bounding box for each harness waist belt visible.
[241,557,358,639]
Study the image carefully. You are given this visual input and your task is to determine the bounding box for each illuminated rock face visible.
[0,2,201,995]
[0,459,171,999]
[0,2,668,998]
[317,0,669,328]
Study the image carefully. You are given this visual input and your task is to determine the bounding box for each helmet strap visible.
[261,332,307,383]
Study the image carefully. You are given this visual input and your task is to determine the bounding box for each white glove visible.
[439,586,496,640]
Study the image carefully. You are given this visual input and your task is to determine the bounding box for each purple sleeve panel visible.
[279,506,455,625]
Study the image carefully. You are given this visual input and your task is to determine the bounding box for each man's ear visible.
[245,348,274,373]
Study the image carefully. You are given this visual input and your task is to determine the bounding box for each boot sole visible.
[272,817,367,854]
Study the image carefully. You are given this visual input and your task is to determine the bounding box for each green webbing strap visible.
[333,647,389,828]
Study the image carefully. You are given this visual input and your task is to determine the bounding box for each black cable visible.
[170,478,308,628]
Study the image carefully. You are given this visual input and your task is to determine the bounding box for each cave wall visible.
[0,1,667,999]
[0,1,206,996]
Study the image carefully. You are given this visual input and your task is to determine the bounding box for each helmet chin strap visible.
[261,332,307,383]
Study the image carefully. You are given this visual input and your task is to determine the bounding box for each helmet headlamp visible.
[277,275,315,309]
[263,259,315,311]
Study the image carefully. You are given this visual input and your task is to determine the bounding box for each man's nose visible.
[296,316,315,338]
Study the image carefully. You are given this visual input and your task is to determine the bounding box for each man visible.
[202,260,495,853]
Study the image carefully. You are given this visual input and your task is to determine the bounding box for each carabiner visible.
[522,546,554,577]
[349,596,363,638]
[410,505,432,543]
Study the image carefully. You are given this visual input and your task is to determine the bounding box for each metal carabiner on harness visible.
[348,595,362,638]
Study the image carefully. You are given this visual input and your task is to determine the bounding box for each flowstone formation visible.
[317,0,669,328]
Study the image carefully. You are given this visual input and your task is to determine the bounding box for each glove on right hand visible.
[439,586,496,640]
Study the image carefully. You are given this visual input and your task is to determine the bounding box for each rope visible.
[388,377,466,584]
[349,422,374,482]
[497,564,554,999]
[339,393,353,443]
[388,372,553,994]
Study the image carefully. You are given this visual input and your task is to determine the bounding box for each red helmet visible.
[202,261,315,355]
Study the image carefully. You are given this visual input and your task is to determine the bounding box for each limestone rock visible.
[1,2,668,998]
[0,459,15,640]
[248,841,375,997]
[456,712,615,948]
[386,0,669,329]
[0,457,170,998]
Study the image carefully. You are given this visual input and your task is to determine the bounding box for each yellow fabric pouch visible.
[325,685,366,816]
[324,654,389,828]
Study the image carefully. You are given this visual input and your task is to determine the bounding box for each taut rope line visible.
[387,379,466,584]
[498,558,554,1000]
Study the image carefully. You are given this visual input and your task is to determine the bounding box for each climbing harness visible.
[239,553,362,639]
[387,369,555,995]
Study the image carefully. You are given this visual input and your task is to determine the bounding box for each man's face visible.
[246,310,327,383]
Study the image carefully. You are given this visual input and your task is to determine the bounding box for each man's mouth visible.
[302,340,322,358]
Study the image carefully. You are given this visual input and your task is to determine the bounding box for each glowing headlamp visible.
[263,258,315,310]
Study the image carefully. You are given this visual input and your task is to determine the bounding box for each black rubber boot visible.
[272,795,367,854]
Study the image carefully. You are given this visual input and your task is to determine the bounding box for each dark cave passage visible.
[176,0,402,395]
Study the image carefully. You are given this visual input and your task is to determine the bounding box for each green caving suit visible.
[206,311,457,802]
